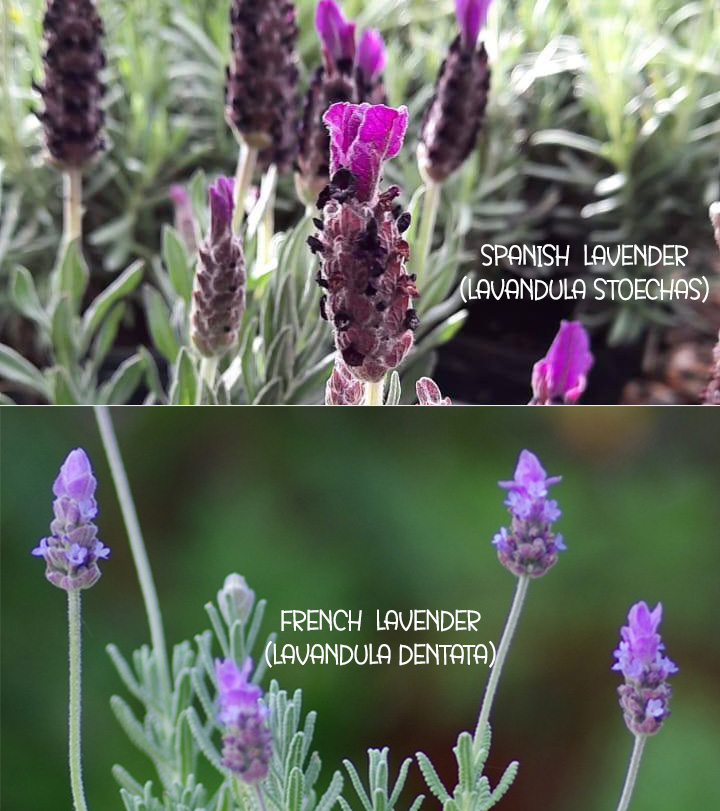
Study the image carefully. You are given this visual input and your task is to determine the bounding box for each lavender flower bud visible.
[31,449,110,591]
[356,29,387,105]
[218,573,255,625]
[418,1,492,183]
[310,103,418,383]
[190,177,246,358]
[416,377,451,405]
[225,0,300,172]
[316,0,356,73]
[612,602,678,736]
[325,355,365,404]
[491,450,565,578]
[531,320,594,404]
[169,185,199,255]
[216,658,272,783]
[35,0,106,169]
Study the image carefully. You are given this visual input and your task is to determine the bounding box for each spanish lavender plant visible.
[190,176,246,391]
[31,448,109,811]
[309,102,418,404]
[530,321,594,405]
[612,602,677,811]
[225,0,300,230]
[35,0,106,247]
[413,0,492,287]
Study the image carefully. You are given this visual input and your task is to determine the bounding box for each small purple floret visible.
[316,0,356,70]
[32,448,109,591]
[612,602,677,736]
[357,29,386,80]
[323,102,408,202]
[455,0,493,50]
[416,377,452,405]
[215,658,272,783]
[492,450,565,578]
[531,320,593,404]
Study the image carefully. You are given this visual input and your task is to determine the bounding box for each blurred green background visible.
[2,407,720,810]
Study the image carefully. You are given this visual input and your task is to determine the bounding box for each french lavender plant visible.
[612,602,677,811]
[31,448,109,811]
[190,176,246,391]
[225,0,300,230]
[413,0,492,287]
[530,321,594,405]
[309,102,419,404]
[35,0,106,247]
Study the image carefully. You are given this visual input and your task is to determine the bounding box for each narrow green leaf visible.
[343,760,372,811]
[81,261,144,349]
[143,285,179,364]
[47,365,82,404]
[0,344,50,400]
[185,706,224,775]
[111,766,144,798]
[53,239,89,311]
[89,303,126,374]
[169,347,198,404]
[51,295,78,369]
[416,753,449,803]
[10,266,48,327]
[316,771,344,811]
[454,733,474,794]
[99,353,146,405]
[162,225,193,304]
[385,372,401,406]
[286,766,304,811]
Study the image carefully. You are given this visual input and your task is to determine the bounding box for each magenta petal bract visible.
[315,0,355,67]
[532,320,593,404]
[455,0,493,49]
[357,29,386,79]
[323,102,408,202]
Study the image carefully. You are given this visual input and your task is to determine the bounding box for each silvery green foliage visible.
[339,747,423,811]
[417,727,518,811]
[108,578,342,811]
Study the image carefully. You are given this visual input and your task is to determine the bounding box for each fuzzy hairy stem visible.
[63,168,83,247]
[413,180,441,292]
[94,406,171,696]
[257,165,277,272]
[68,590,89,811]
[232,139,258,234]
[473,574,530,750]
[365,378,385,405]
[198,356,219,403]
[616,734,646,811]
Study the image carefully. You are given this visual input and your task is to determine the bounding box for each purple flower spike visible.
[316,0,356,71]
[532,320,593,405]
[215,658,272,783]
[323,102,408,202]
[357,29,386,81]
[613,602,677,736]
[455,0,493,49]
[492,450,564,578]
[32,448,108,591]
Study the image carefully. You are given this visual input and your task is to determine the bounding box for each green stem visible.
[67,590,89,811]
[255,785,269,811]
[63,168,83,248]
[232,139,258,235]
[197,356,218,404]
[256,164,277,272]
[616,734,647,811]
[413,181,441,292]
[93,406,171,697]
[473,574,530,751]
[365,378,385,406]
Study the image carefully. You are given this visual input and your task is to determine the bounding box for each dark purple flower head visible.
[323,102,408,202]
[316,0,356,72]
[532,321,594,405]
[455,0,493,49]
[357,29,386,81]
[613,602,677,736]
[492,450,565,578]
[215,658,272,783]
[416,377,452,405]
[32,449,109,591]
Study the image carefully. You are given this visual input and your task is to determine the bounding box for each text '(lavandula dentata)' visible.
[492,450,565,578]
[308,103,419,382]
